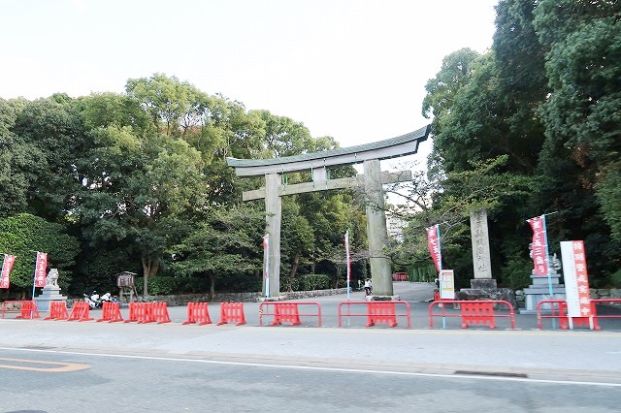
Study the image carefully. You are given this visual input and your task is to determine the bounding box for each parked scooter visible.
[83,291,115,309]
[83,291,101,309]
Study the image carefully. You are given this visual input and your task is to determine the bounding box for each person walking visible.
[363,278,372,296]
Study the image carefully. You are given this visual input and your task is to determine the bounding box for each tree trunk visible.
[289,254,300,279]
[209,273,215,300]
[141,257,160,297]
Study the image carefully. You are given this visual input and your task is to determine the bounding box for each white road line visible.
[0,346,619,388]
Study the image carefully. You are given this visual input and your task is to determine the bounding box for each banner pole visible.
[31,252,39,319]
[437,225,443,271]
[263,235,270,299]
[345,231,351,301]
[541,215,556,329]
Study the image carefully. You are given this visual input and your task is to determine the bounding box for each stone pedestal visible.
[34,285,67,312]
[520,274,565,314]
[458,279,517,308]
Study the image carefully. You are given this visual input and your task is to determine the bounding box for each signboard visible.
[527,215,549,277]
[560,240,591,318]
[426,225,442,272]
[439,269,455,300]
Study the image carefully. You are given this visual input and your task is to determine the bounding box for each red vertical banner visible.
[527,216,548,276]
[0,255,16,289]
[426,225,442,272]
[34,252,48,288]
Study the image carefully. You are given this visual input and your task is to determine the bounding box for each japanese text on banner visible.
[34,252,48,288]
[527,216,548,276]
[0,255,16,289]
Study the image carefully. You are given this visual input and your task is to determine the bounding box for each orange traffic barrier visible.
[183,302,212,325]
[366,302,398,327]
[15,300,40,319]
[67,301,93,321]
[97,302,124,322]
[124,302,140,323]
[460,301,495,329]
[337,301,411,328]
[271,302,301,326]
[428,299,515,329]
[137,302,155,324]
[259,301,322,327]
[44,301,69,320]
[152,302,171,324]
[217,302,246,326]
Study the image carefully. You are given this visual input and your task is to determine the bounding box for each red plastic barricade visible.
[367,302,398,327]
[183,302,212,325]
[428,300,515,329]
[67,301,93,321]
[124,302,140,323]
[337,300,411,328]
[259,301,322,327]
[15,300,40,319]
[44,301,69,320]
[537,299,610,330]
[152,302,171,324]
[461,301,495,329]
[97,302,124,322]
[124,302,156,323]
[217,302,246,326]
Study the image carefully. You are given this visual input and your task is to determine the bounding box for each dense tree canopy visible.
[412,0,621,288]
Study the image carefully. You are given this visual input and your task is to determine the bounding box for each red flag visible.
[0,255,16,289]
[34,252,48,287]
[426,225,442,272]
[527,216,548,276]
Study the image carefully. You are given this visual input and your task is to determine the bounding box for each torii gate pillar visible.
[364,159,393,297]
[265,173,282,296]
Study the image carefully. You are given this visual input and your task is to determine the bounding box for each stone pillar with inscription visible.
[469,209,496,289]
[459,209,515,305]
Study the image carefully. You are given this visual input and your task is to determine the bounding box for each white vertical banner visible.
[263,234,270,298]
[439,269,455,300]
[561,240,592,318]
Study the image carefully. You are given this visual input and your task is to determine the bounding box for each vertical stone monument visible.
[34,268,67,312]
[458,209,515,305]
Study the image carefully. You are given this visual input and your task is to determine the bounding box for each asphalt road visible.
[0,348,620,413]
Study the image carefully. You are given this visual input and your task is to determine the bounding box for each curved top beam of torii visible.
[226,124,431,177]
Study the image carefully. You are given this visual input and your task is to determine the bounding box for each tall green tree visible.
[0,213,79,294]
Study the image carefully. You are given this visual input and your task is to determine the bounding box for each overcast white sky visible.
[1,0,498,152]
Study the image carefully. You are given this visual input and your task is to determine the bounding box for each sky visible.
[0,0,498,155]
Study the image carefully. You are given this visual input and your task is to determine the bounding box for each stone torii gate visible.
[226,124,431,298]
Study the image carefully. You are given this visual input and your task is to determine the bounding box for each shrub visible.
[301,274,331,291]
[136,276,177,296]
